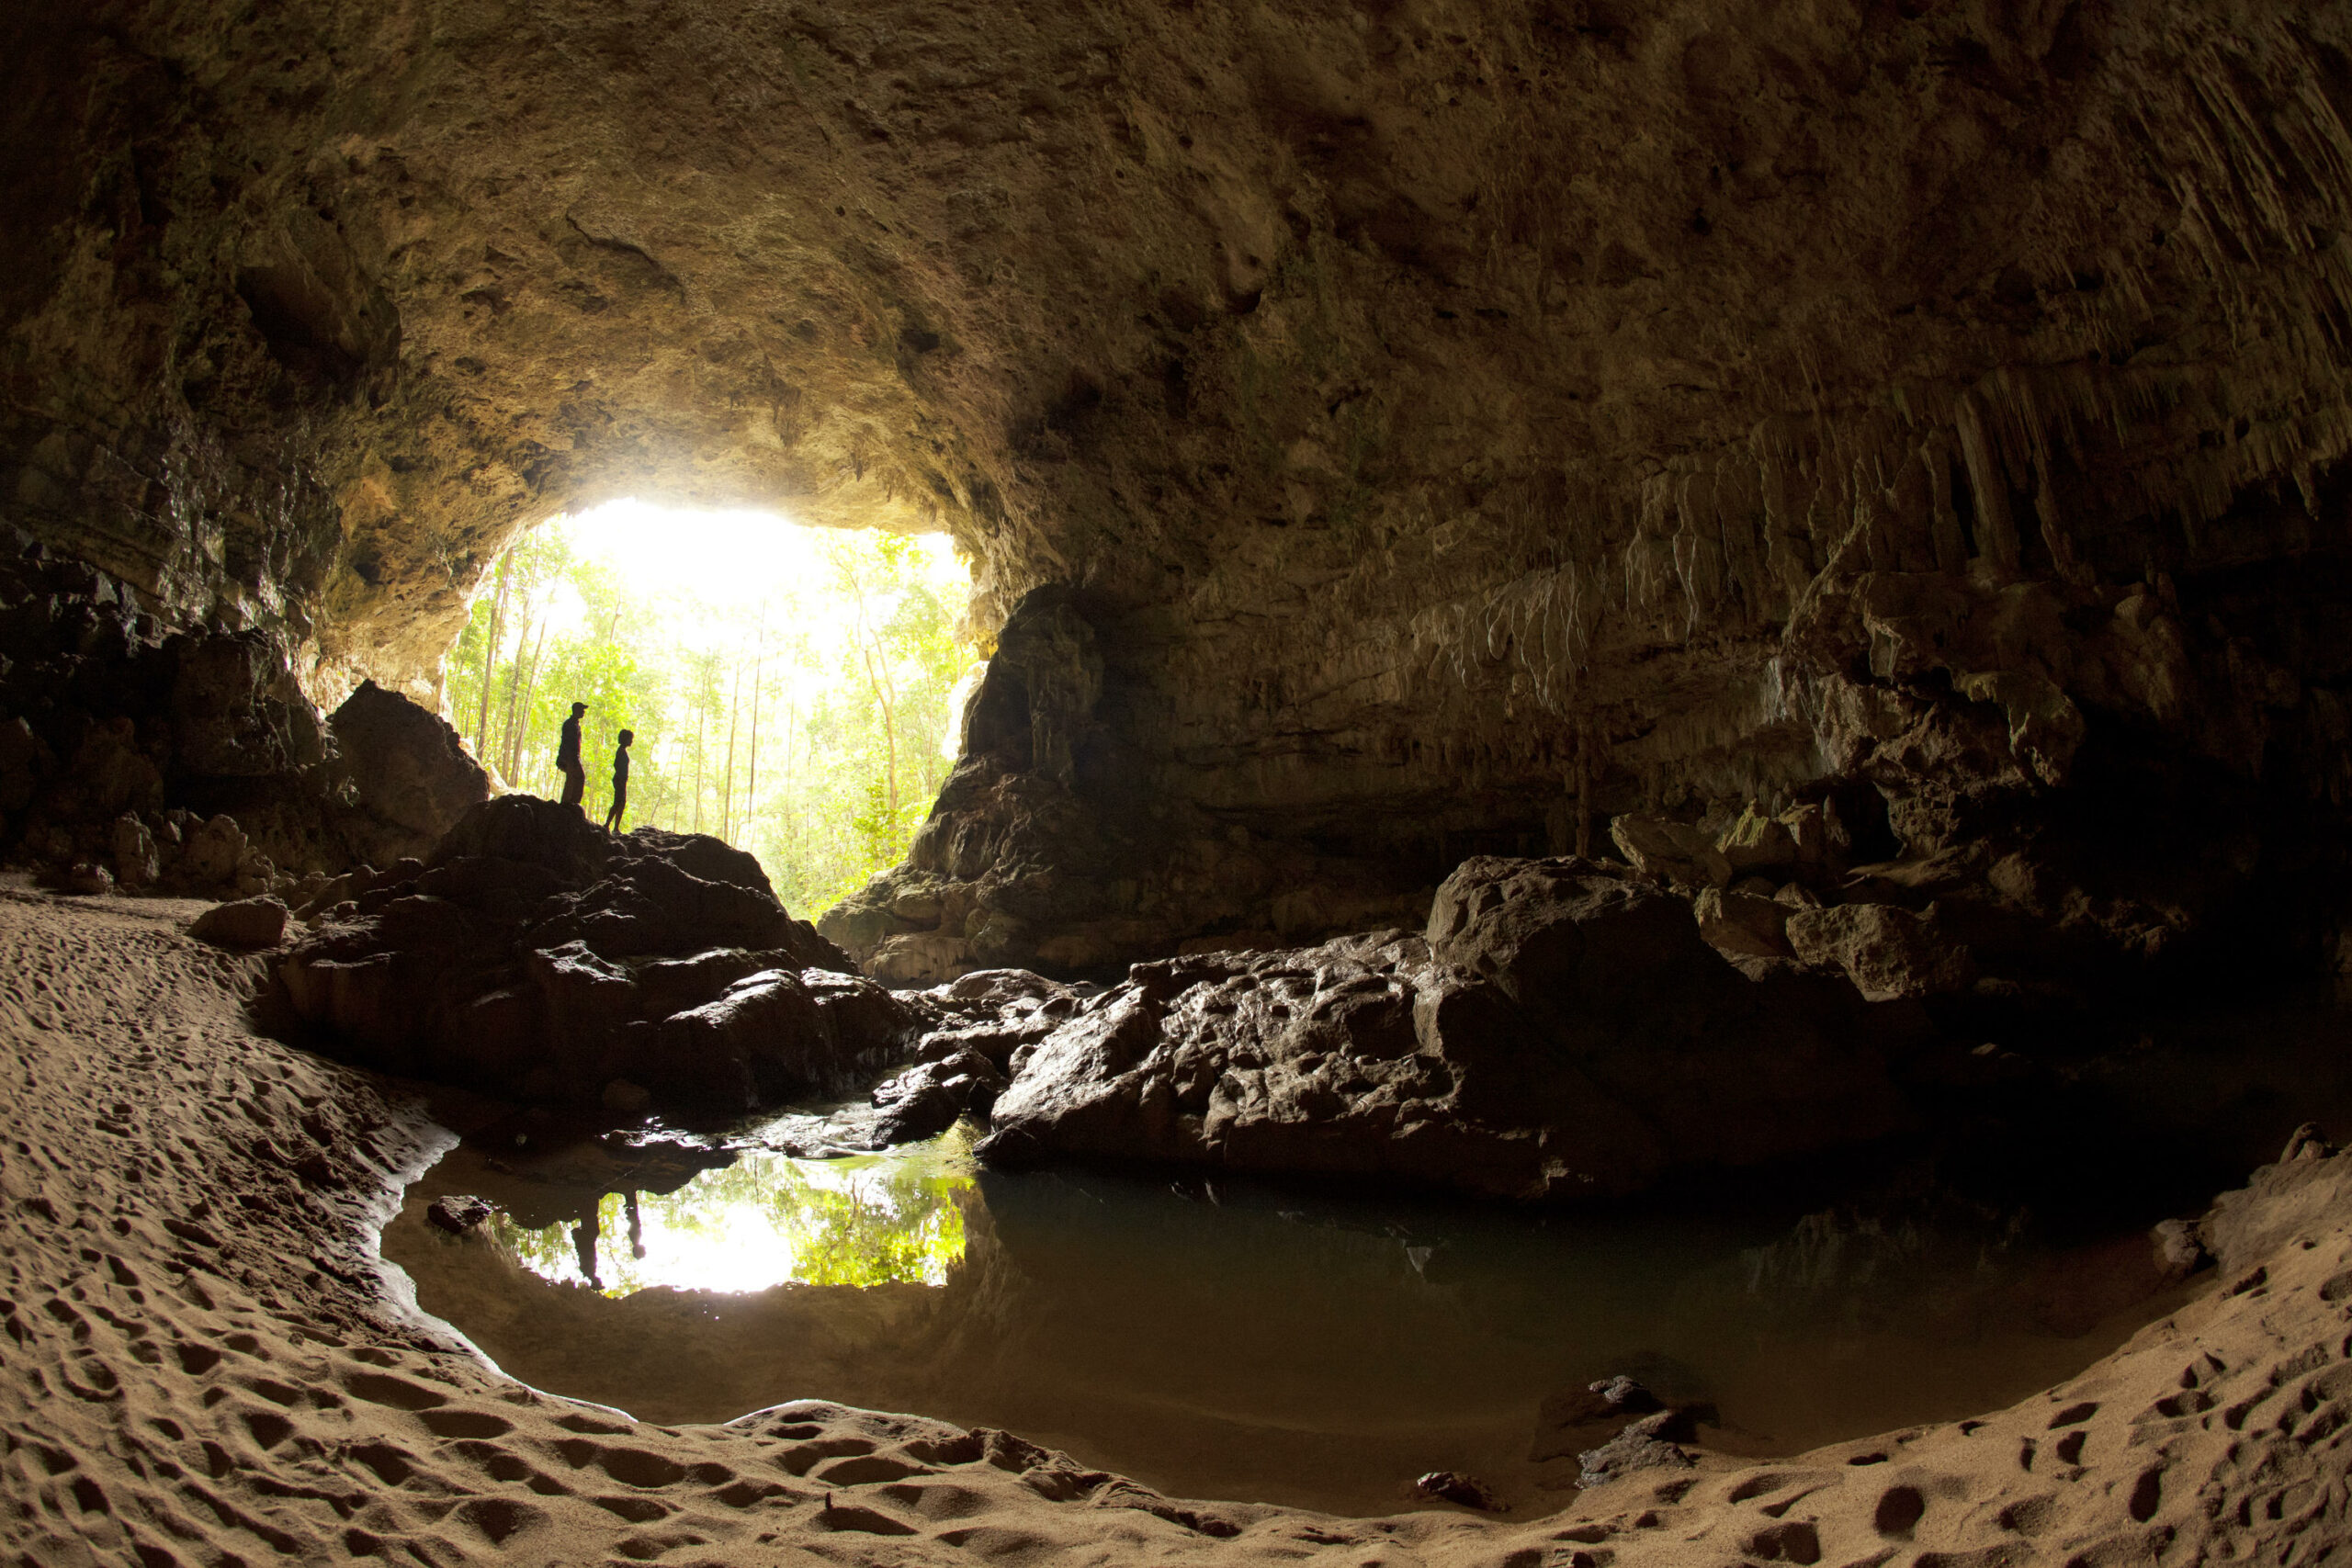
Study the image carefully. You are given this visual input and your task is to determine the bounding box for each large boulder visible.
[278,795,910,1118]
[979,856,1916,1201]
[327,681,492,844]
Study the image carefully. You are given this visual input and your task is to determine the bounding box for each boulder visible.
[1693,886,1793,960]
[868,930,977,987]
[191,897,289,948]
[1786,901,1974,1001]
[1608,814,1730,887]
[181,814,249,888]
[109,813,160,889]
[277,795,904,1118]
[1716,806,1797,874]
[328,681,492,842]
[870,1049,1008,1145]
[980,856,1914,1201]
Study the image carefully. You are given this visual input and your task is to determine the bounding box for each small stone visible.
[1577,1411,1696,1490]
[1412,1471,1503,1510]
[2150,1218,2206,1282]
[189,896,289,949]
[63,861,114,897]
[2281,1122,2333,1163]
[601,1078,652,1115]
[426,1194,496,1235]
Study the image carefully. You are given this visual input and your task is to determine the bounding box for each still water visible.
[383,983,2352,1517]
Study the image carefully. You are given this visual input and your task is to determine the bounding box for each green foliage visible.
[444,517,976,917]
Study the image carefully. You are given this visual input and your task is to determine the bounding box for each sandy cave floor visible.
[5,887,2352,1566]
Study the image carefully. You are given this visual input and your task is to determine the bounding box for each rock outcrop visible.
[0,533,489,894]
[8,5,2352,994]
[278,795,911,1117]
[978,855,1913,1201]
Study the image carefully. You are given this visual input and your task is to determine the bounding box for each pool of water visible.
[380,982,2352,1517]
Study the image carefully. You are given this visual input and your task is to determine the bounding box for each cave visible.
[10,1,2352,1562]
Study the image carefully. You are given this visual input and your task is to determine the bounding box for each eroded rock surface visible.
[10,6,2352,991]
[279,795,910,1116]
[978,855,1912,1200]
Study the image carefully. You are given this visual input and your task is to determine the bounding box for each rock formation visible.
[978,853,1912,1200]
[12,886,2352,1563]
[5,3,2352,991]
[277,795,912,1117]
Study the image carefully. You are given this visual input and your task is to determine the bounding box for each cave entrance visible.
[444,499,977,916]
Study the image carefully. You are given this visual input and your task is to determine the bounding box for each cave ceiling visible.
[7,0,2352,858]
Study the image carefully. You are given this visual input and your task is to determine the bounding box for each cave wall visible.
[7,0,2352,978]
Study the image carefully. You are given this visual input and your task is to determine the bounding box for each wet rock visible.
[871,1050,1008,1145]
[1411,1471,1502,1511]
[979,856,1913,1201]
[426,1194,496,1235]
[279,795,905,1118]
[191,897,289,949]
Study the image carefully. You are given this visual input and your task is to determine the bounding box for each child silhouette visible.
[602,729,634,834]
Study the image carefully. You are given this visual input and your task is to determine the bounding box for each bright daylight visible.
[440,499,979,915]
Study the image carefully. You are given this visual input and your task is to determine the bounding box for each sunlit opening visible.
[445,499,979,915]
[490,1132,976,1297]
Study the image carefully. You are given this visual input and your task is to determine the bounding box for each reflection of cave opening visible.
[442,499,977,915]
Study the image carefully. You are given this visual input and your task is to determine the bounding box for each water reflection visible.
[385,983,2352,1516]
[492,1127,975,1295]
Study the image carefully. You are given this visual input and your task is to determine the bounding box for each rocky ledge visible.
[975,854,1916,1201]
[277,795,913,1118]
[276,803,1945,1201]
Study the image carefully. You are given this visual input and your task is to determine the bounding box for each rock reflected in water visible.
[492,1128,975,1295]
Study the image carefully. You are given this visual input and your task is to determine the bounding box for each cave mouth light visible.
[446,497,977,917]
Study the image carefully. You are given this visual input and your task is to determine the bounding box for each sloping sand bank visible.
[5,885,2350,1566]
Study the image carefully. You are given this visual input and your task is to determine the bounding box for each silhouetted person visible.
[602,729,633,834]
[556,701,588,810]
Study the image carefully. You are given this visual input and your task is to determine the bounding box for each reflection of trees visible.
[490,1139,974,1297]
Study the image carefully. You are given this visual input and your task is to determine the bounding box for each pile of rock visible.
[277,795,914,1118]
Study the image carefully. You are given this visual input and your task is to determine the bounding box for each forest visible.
[441,504,978,918]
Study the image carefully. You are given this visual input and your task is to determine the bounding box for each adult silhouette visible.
[556,701,588,810]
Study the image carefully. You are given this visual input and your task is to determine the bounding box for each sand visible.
[4,882,2351,1566]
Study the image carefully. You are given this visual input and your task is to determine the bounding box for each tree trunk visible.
[721,655,741,841]
[474,553,510,752]
[497,592,539,782]
[744,604,764,831]
[509,615,549,784]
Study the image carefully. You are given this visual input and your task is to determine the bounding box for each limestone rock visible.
[980,856,1912,1201]
[1785,902,1975,1002]
[278,795,900,1116]
[1693,886,1794,960]
[869,931,978,987]
[190,897,289,949]
[1609,815,1731,889]
[109,814,160,889]
[327,681,492,849]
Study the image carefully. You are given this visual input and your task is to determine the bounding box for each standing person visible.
[556,701,588,810]
[602,729,634,835]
